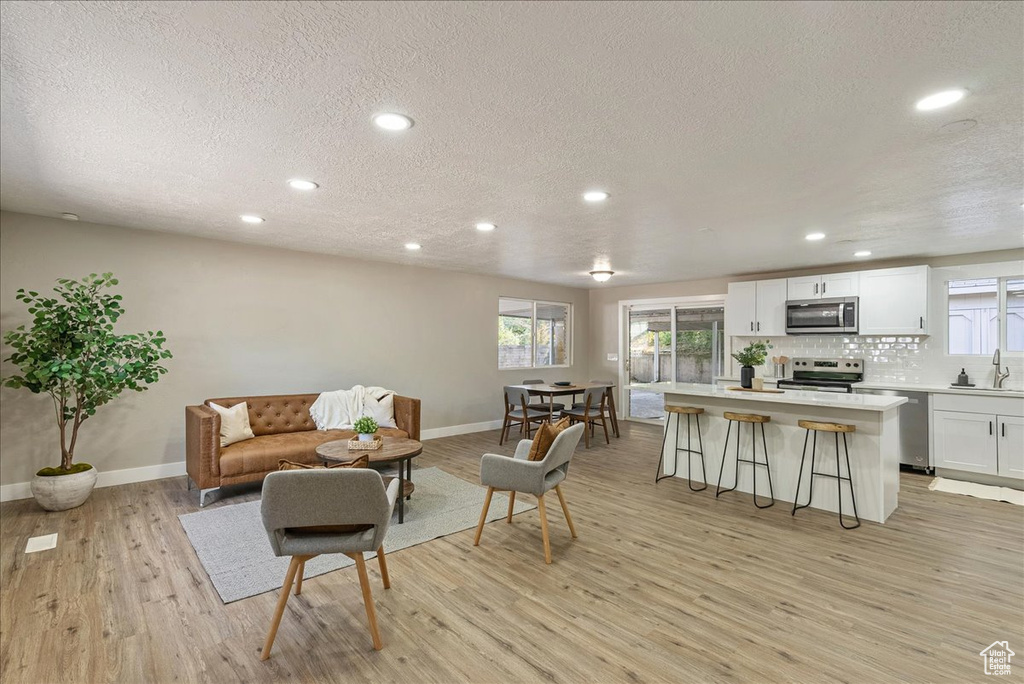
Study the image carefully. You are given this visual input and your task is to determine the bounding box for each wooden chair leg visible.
[261,556,301,660]
[583,419,591,448]
[352,553,383,651]
[499,414,510,445]
[537,494,552,564]
[554,484,578,539]
[474,486,494,545]
[506,491,517,523]
[294,559,305,595]
[377,546,390,589]
[601,415,610,444]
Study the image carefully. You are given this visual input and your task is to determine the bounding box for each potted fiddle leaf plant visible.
[353,416,379,441]
[732,340,772,389]
[2,273,172,511]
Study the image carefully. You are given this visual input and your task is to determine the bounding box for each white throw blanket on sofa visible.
[309,385,397,430]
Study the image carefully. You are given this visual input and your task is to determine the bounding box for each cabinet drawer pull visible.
[989,421,993,436]
[919,316,924,329]
[814,283,819,295]
[822,282,826,294]
[750,321,754,332]
[1002,423,1006,438]
[757,321,760,332]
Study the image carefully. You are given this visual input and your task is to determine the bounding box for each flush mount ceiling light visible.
[854,250,872,257]
[590,270,614,282]
[404,242,421,250]
[240,214,265,224]
[583,190,610,202]
[475,222,496,231]
[61,212,79,221]
[373,112,414,131]
[288,179,319,191]
[915,89,967,111]
[805,232,826,241]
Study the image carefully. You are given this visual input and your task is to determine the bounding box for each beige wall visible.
[589,250,1024,383]
[0,212,589,486]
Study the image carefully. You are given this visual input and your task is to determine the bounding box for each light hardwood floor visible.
[2,422,1022,683]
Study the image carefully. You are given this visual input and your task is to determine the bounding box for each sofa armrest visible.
[394,395,421,441]
[186,405,220,487]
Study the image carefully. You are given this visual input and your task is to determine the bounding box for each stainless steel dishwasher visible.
[854,387,931,471]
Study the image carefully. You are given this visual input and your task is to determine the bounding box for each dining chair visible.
[259,468,400,658]
[571,380,619,438]
[522,378,565,414]
[500,386,549,445]
[561,386,610,448]
[475,423,585,564]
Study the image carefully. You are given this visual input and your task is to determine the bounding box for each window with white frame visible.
[498,298,571,369]
[947,277,1024,355]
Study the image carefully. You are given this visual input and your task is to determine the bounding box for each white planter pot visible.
[357,433,374,442]
[31,467,98,511]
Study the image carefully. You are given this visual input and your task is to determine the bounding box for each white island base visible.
[633,383,908,524]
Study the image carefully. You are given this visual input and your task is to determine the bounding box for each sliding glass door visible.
[625,303,725,422]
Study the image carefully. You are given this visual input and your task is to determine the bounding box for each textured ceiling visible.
[1,1,1022,288]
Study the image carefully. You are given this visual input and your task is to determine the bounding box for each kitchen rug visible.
[928,477,1024,506]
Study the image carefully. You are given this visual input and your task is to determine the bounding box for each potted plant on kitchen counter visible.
[2,273,172,511]
[732,340,772,389]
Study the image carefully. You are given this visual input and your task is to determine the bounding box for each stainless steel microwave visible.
[785,297,859,334]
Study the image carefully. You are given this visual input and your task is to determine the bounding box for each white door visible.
[756,278,788,336]
[822,272,860,298]
[997,415,1024,479]
[933,410,998,475]
[859,266,929,335]
[725,282,756,336]
[787,276,820,300]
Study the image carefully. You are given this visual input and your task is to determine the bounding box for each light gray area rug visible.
[179,467,534,603]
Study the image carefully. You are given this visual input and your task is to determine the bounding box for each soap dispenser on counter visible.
[954,368,973,387]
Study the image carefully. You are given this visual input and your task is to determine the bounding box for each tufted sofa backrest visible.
[205,394,319,436]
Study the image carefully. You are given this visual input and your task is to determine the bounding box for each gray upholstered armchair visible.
[259,469,401,658]
[474,423,585,564]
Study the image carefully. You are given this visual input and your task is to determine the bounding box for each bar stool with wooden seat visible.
[656,405,706,490]
[715,412,774,508]
[792,420,860,529]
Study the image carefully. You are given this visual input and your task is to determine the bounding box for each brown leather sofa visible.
[186,393,421,505]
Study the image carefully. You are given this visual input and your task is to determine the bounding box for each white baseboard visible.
[0,461,186,503]
[0,422,504,503]
[421,419,503,440]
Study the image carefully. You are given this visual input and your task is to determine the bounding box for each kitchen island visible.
[631,382,908,523]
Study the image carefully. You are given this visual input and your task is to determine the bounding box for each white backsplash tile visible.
[730,334,1023,390]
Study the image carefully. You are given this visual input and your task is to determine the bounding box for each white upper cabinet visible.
[787,275,821,300]
[725,281,757,336]
[858,265,930,335]
[787,272,860,300]
[726,279,786,336]
[822,271,860,298]
[755,278,788,336]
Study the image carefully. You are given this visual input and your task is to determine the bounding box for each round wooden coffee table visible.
[316,437,423,523]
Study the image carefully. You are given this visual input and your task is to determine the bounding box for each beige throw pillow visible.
[208,401,255,447]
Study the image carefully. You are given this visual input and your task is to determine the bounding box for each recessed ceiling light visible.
[61,213,79,221]
[404,242,421,251]
[288,179,318,191]
[374,113,414,131]
[590,270,614,282]
[805,232,826,241]
[854,250,872,257]
[583,190,610,202]
[475,222,496,232]
[240,215,265,224]
[915,89,967,111]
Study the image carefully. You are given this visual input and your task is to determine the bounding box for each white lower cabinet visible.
[931,394,1024,480]
[998,416,1024,479]
[933,410,998,475]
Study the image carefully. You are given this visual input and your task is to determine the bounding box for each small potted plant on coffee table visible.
[732,340,772,389]
[353,416,379,442]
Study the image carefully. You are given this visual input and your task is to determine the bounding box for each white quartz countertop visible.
[713,376,1024,399]
[630,382,907,411]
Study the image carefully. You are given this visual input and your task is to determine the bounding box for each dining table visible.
[508,382,620,438]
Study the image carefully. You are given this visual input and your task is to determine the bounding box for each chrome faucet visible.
[993,349,1010,388]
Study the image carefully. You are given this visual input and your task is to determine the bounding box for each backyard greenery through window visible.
[947,277,1024,355]
[498,298,571,369]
